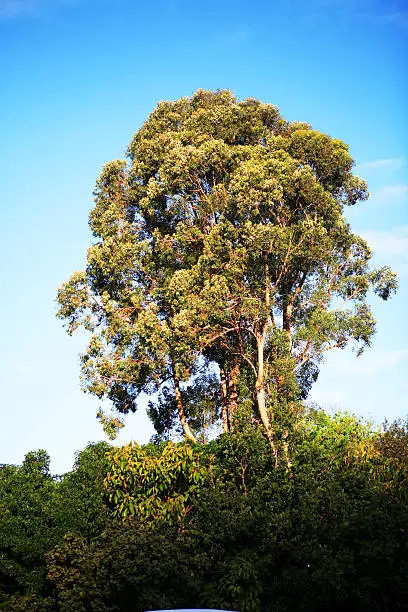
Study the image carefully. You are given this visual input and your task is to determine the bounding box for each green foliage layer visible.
[1,412,407,611]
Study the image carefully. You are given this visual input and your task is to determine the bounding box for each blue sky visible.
[1,0,407,474]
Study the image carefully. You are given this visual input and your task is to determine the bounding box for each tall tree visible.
[57,90,396,449]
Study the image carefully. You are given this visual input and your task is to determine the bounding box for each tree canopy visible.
[57,89,397,453]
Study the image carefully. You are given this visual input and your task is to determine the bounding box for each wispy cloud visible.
[356,158,405,173]
[340,349,408,376]
[310,388,345,408]
[362,226,408,256]
[319,346,408,380]
[0,0,37,18]
[380,10,408,32]
[206,24,252,51]
[225,25,251,44]
[371,184,408,202]
[0,0,78,19]
[361,226,408,277]
[312,0,408,32]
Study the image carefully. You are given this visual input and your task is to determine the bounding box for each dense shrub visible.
[1,411,407,611]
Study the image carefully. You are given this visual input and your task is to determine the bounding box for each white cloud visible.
[208,25,252,48]
[225,25,251,44]
[360,226,408,278]
[0,0,36,18]
[356,158,405,173]
[310,388,345,408]
[312,0,408,29]
[362,226,408,256]
[318,347,408,380]
[0,0,78,18]
[371,184,408,202]
[380,10,408,31]
[341,349,408,376]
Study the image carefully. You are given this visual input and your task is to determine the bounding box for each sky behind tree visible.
[1,0,407,473]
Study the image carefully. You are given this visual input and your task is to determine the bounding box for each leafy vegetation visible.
[1,414,407,611]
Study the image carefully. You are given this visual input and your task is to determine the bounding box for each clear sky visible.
[1,0,407,474]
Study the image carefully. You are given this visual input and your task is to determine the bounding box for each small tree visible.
[0,451,57,598]
[57,90,397,452]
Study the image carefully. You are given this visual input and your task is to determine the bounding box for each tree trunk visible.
[173,371,197,443]
[283,301,292,336]
[256,337,278,466]
[220,367,229,433]
[282,430,292,475]
[227,361,240,430]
